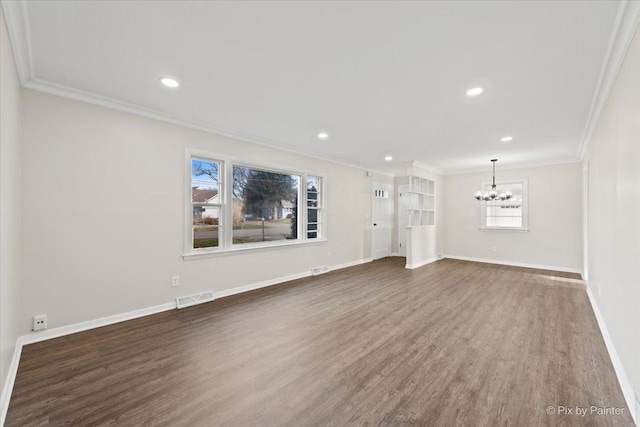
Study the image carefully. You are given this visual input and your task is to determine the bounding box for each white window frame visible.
[184,148,327,259]
[479,178,529,232]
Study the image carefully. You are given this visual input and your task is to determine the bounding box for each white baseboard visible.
[21,302,177,346]
[330,258,373,271]
[405,256,440,270]
[214,258,372,299]
[586,287,637,425]
[0,337,23,427]
[442,254,582,275]
[0,257,373,426]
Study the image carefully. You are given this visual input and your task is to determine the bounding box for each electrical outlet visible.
[492,246,497,253]
[172,276,180,287]
[33,314,47,331]
[327,251,332,258]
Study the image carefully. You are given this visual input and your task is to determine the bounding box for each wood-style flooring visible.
[6,258,633,426]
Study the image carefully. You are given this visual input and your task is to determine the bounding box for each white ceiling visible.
[11,1,625,173]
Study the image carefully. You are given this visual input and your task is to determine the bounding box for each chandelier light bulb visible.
[474,159,509,202]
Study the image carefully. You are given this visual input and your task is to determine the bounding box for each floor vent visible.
[176,291,215,309]
[312,266,330,276]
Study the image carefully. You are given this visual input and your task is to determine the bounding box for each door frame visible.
[582,162,589,282]
[371,181,392,260]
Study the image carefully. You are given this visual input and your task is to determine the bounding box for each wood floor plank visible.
[6,258,633,426]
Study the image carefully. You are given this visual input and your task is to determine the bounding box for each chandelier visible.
[474,159,512,201]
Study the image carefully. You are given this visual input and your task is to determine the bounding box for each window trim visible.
[184,148,327,259]
[479,178,529,232]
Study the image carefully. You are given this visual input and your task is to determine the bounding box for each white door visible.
[372,182,392,259]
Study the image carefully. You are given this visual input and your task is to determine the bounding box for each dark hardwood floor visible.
[6,258,633,426]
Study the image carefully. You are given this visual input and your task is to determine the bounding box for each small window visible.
[307,176,323,239]
[191,158,222,249]
[232,166,300,245]
[480,179,528,231]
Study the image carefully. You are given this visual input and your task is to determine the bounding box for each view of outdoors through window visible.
[485,182,523,228]
[191,159,221,249]
[232,166,300,244]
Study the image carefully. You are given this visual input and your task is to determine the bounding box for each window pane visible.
[191,159,220,199]
[307,176,322,239]
[232,166,299,244]
[193,207,219,249]
[484,182,523,228]
[308,208,318,223]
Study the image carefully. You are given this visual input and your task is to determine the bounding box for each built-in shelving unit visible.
[400,176,435,227]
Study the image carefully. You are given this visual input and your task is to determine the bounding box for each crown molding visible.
[577,0,640,160]
[441,158,581,176]
[24,78,395,177]
[0,0,33,85]
[408,160,444,176]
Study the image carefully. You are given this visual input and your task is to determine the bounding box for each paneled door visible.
[372,182,392,259]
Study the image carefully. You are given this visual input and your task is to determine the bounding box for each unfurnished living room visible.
[0,1,639,426]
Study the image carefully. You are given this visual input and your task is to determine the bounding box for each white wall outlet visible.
[33,314,47,331]
[172,276,180,287]
[492,246,497,253]
[327,251,332,258]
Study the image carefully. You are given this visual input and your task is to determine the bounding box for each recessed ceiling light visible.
[501,136,514,143]
[317,132,329,140]
[160,77,179,88]
[466,87,483,97]
[384,156,393,161]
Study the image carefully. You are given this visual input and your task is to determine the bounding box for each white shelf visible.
[400,176,435,227]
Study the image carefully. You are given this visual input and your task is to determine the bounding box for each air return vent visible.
[311,266,330,276]
[176,291,215,309]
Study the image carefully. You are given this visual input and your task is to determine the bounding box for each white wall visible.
[0,8,22,398]
[583,22,640,418]
[21,89,390,331]
[443,162,582,271]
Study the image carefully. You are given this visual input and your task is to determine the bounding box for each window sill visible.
[183,239,328,261]
[479,227,530,232]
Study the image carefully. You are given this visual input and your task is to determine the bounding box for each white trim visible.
[184,148,328,257]
[214,258,373,299]
[405,256,440,270]
[20,302,177,346]
[586,287,638,425]
[480,178,528,232]
[0,338,23,427]
[183,239,328,260]
[479,227,530,233]
[0,301,176,426]
[22,78,395,177]
[407,161,444,176]
[442,254,582,275]
[0,0,33,84]
[0,257,373,425]
[442,159,581,176]
[578,0,640,160]
[582,162,589,283]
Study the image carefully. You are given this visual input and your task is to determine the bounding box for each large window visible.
[480,179,528,231]
[232,166,300,245]
[185,149,324,256]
